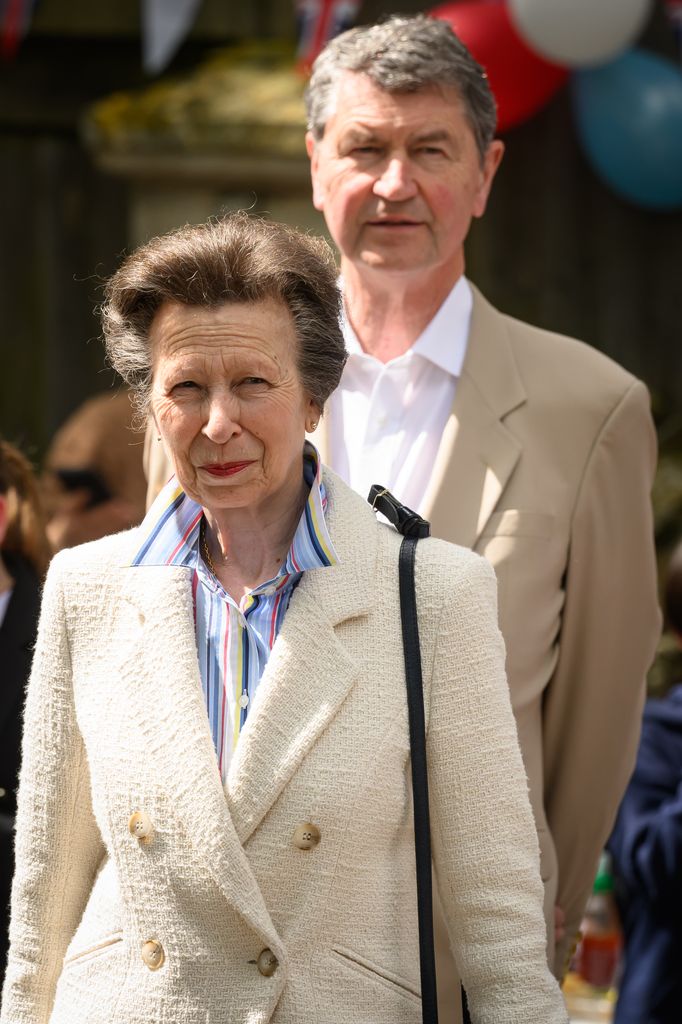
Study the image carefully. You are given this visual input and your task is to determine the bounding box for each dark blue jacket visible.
[608,684,682,1024]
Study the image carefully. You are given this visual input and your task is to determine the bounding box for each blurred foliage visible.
[84,41,307,158]
[649,401,682,696]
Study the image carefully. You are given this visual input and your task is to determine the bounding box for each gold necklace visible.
[201,518,283,577]
[201,519,218,575]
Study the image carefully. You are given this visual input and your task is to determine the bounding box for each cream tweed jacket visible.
[1,469,567,1024]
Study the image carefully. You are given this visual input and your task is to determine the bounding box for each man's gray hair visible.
[305,14,497,160]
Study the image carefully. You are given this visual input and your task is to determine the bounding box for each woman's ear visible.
[305,399,321,434]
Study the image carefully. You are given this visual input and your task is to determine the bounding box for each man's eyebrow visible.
[339,127,383,145]
[410,129,455,145]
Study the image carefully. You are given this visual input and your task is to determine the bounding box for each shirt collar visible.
[341,275,472,378]
[131,442,339,585]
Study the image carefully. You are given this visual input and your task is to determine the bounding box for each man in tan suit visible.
[145,14,660,1019]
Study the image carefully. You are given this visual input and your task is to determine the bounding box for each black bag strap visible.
[368,485,471,1024]
[369,486,437,1022]
[399,532,440,1024]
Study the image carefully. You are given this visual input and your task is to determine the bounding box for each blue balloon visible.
[572,49,682,210]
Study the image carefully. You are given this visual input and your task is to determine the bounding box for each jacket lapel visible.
[314,284,526,548]
[225,472,376,844]
[422,285,526,547]
[118,562,281,954]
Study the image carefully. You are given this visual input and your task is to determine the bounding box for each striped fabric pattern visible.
[131,442,339,782]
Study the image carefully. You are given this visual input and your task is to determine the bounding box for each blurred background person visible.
[608,539,682,1024]
[42,388,146,551]
[0,440,49,985]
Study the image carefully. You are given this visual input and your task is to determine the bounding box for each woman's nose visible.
[373,157,418,201]
[202,393,241,444]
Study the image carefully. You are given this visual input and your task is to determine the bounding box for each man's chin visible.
[357,249,432,274]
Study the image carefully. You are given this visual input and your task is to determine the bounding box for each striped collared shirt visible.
[131,442,339,782]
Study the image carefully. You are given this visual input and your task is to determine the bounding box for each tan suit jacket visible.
[143,286,660,1015]
[1,472,568,1024]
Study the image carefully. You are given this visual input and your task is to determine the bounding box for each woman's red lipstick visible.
[202,461,254,477]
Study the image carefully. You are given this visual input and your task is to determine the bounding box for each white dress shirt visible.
[328,276,472,513]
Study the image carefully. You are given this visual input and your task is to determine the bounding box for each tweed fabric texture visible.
[0,469,568,1024]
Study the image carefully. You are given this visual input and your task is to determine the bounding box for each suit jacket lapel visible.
[422,285,526,547]
[315,285,526,547]
[225,584,360,844]
[226,472,375,845]
[118,562,281,953]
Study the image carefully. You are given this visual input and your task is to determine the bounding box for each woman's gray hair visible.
[305,14,497,161]
[101,213,346,425]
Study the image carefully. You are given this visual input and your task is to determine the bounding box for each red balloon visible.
[430,1,569,132]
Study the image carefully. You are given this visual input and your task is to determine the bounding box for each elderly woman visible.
[0,215,567,1024]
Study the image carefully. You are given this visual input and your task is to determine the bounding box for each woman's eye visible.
[241,376,266,386]
[173,380,198,391]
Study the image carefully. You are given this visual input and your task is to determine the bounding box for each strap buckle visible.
[368,484,431,539]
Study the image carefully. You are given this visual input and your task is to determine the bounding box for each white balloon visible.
[509,0,653,68]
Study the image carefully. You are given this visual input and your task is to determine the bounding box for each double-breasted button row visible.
[292,822,320,850]
[128,810,154,844]
[129,815,163,971]
[141,939,164,971]
[256,948,278,977]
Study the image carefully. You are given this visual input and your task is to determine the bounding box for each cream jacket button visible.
[128,811,154,843]
[141,939,164,970]
[293,822,320,850]
[256,948,278,977]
